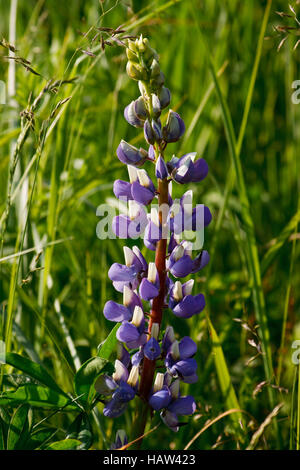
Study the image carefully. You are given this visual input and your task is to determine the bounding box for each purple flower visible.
[167,243,210,278]
[144,119,162,145]
[113,180,133,200]
[103,286,142,322]
[103,380,136,418]
[158,87,171,109]
[112,201,148,239]
[117,140,147,166]
[116,306,147,349]
[144,337,161,360]
[143,209,162,251]
[103,301,132,322]
[139,262,160,300]
[168,191,212,234]
[168,153,209,184]
[163,110,185,143]
[108,246,147,293]
[131,348,144,366]
[95,360,136,418]
[165,337,198,381]
[110,430,128,450]
[148,145,155,161]
[124,97,147,127]
[131,169,156,205]
[155,155,168,180]
[149,375,196,430]
[149,386,172,410]
[168,281,205,319]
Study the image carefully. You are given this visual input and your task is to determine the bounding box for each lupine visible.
[98,35,211,442]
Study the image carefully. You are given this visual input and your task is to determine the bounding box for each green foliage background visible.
[0,0,299,450]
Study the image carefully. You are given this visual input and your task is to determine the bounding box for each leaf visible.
[97,324,119,360]
[7,404,30,450]
[46,439,82,450]
[261,209,300,276]
[0,417,6,450]
[74,356,114,407]
[207,317,243,428]
[25,428,58,450]
[0,384,78,410]
[5,352,67,396]
[67,413,93,450]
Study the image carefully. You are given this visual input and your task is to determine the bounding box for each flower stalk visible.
[97,35,211,449]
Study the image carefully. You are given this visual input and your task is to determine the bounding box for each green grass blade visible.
[261,208,300,277]
[207,316,243,421]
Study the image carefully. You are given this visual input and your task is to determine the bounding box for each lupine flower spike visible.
[99,35,211,441]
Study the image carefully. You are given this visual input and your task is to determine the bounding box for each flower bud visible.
[142,38,158,63]
[126,47,139,63]
[124,101,144,128]
[117,140,146,166]
[134,96,148,120]
[155,155,168,180]
[158,87,171,109]
[144,119,162,145]
[126,61,147,81]
[137,35,145,52]
[127,39,138,53]
[163,110,185,143]
[150,71,165,89]
[150,59,160,78]
[151,94,161,118]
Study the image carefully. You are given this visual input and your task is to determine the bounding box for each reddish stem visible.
[139,177,169,401]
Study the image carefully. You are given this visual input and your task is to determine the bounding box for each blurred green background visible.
[0,0,299,450]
